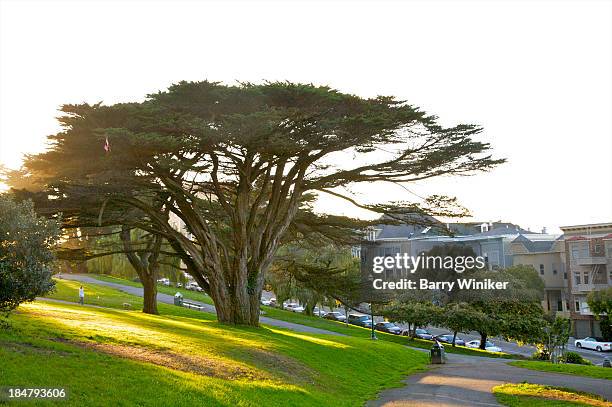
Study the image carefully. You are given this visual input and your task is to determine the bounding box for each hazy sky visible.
[1,0,611,233]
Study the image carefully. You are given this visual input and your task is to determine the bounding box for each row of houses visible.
[358,219,612,338]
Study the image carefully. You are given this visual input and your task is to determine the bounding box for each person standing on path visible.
[79,286,84,305]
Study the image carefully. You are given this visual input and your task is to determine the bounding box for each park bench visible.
[182,300,205,311]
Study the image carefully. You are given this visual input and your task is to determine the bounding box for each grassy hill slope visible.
[88,274,520,359]
[1,280,428,406]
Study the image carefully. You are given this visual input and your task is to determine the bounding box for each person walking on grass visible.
[79,285,84,305]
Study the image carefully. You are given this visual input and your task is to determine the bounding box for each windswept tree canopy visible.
[19,81,504,325]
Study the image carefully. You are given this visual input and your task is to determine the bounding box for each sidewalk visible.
[367,352,611,406]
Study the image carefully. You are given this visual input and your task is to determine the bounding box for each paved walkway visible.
[367,349,612,406]
[57,274,344,336]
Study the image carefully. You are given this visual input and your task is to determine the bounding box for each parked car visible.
[374,322,402,335]
[348,314,373,328]
[434,334,465,346]
[176,282,183,288]
[323,311,346,322]
[574,337,611,352]
[185,282,201,291]
[465,340,502,352]
[414,328,434,340]
[261,297,276,306]
[157,278,171,286]
[312,307,327,317]
[284,303,305,313]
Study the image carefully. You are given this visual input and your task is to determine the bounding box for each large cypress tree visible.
[20,81,503,326]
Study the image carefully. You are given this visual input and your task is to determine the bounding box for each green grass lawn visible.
[508,360,612,381]
[2,280,429,406]
[51,278,145,309]
[493,383,609,406]
[91,274,214,304]
[62,275,521,359]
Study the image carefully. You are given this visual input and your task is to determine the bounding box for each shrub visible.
[0,195,59,323]
[531,350,550,361]
[562,351,591,365]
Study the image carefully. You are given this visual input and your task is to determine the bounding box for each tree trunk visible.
[304,303,315,316]
[452,331,457,347]
[208,274,263,326]
[345,306,349,326]
[120,226,160,315]
[141,273,158,315]
[479,332,487,350]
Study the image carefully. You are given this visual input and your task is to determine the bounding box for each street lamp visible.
[370,302,377,340]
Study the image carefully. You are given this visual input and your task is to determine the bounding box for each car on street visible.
[312,307,327,317]
[374,322,402,335]
[434,334,465,346]
[261,298,275,306]
[185,282,202,291]
[408,328,433,340]
[283,303,305,313]
[323,311,346,322]
[348,314,373,328]
[465,340,502,352]
[157,278,171,286]
[574,337,611,352]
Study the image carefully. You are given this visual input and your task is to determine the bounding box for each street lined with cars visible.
[422,326,609,365]
[249,296,611,365]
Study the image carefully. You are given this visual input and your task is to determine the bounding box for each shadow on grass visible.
[11,300,428,406]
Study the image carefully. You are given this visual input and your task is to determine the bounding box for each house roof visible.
[375,214,444,239]
[472,225,533,237]
[566,236,588,241]
[373,215,532,240]
[512,234,557,253]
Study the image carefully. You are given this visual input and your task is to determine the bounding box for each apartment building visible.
[510,234,568,315]
[560,223,612,338]
[359,217,535,281]
[358,217,612,336]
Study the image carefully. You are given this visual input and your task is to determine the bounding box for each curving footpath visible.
[367,349,611,406]
[56,274,345,336]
